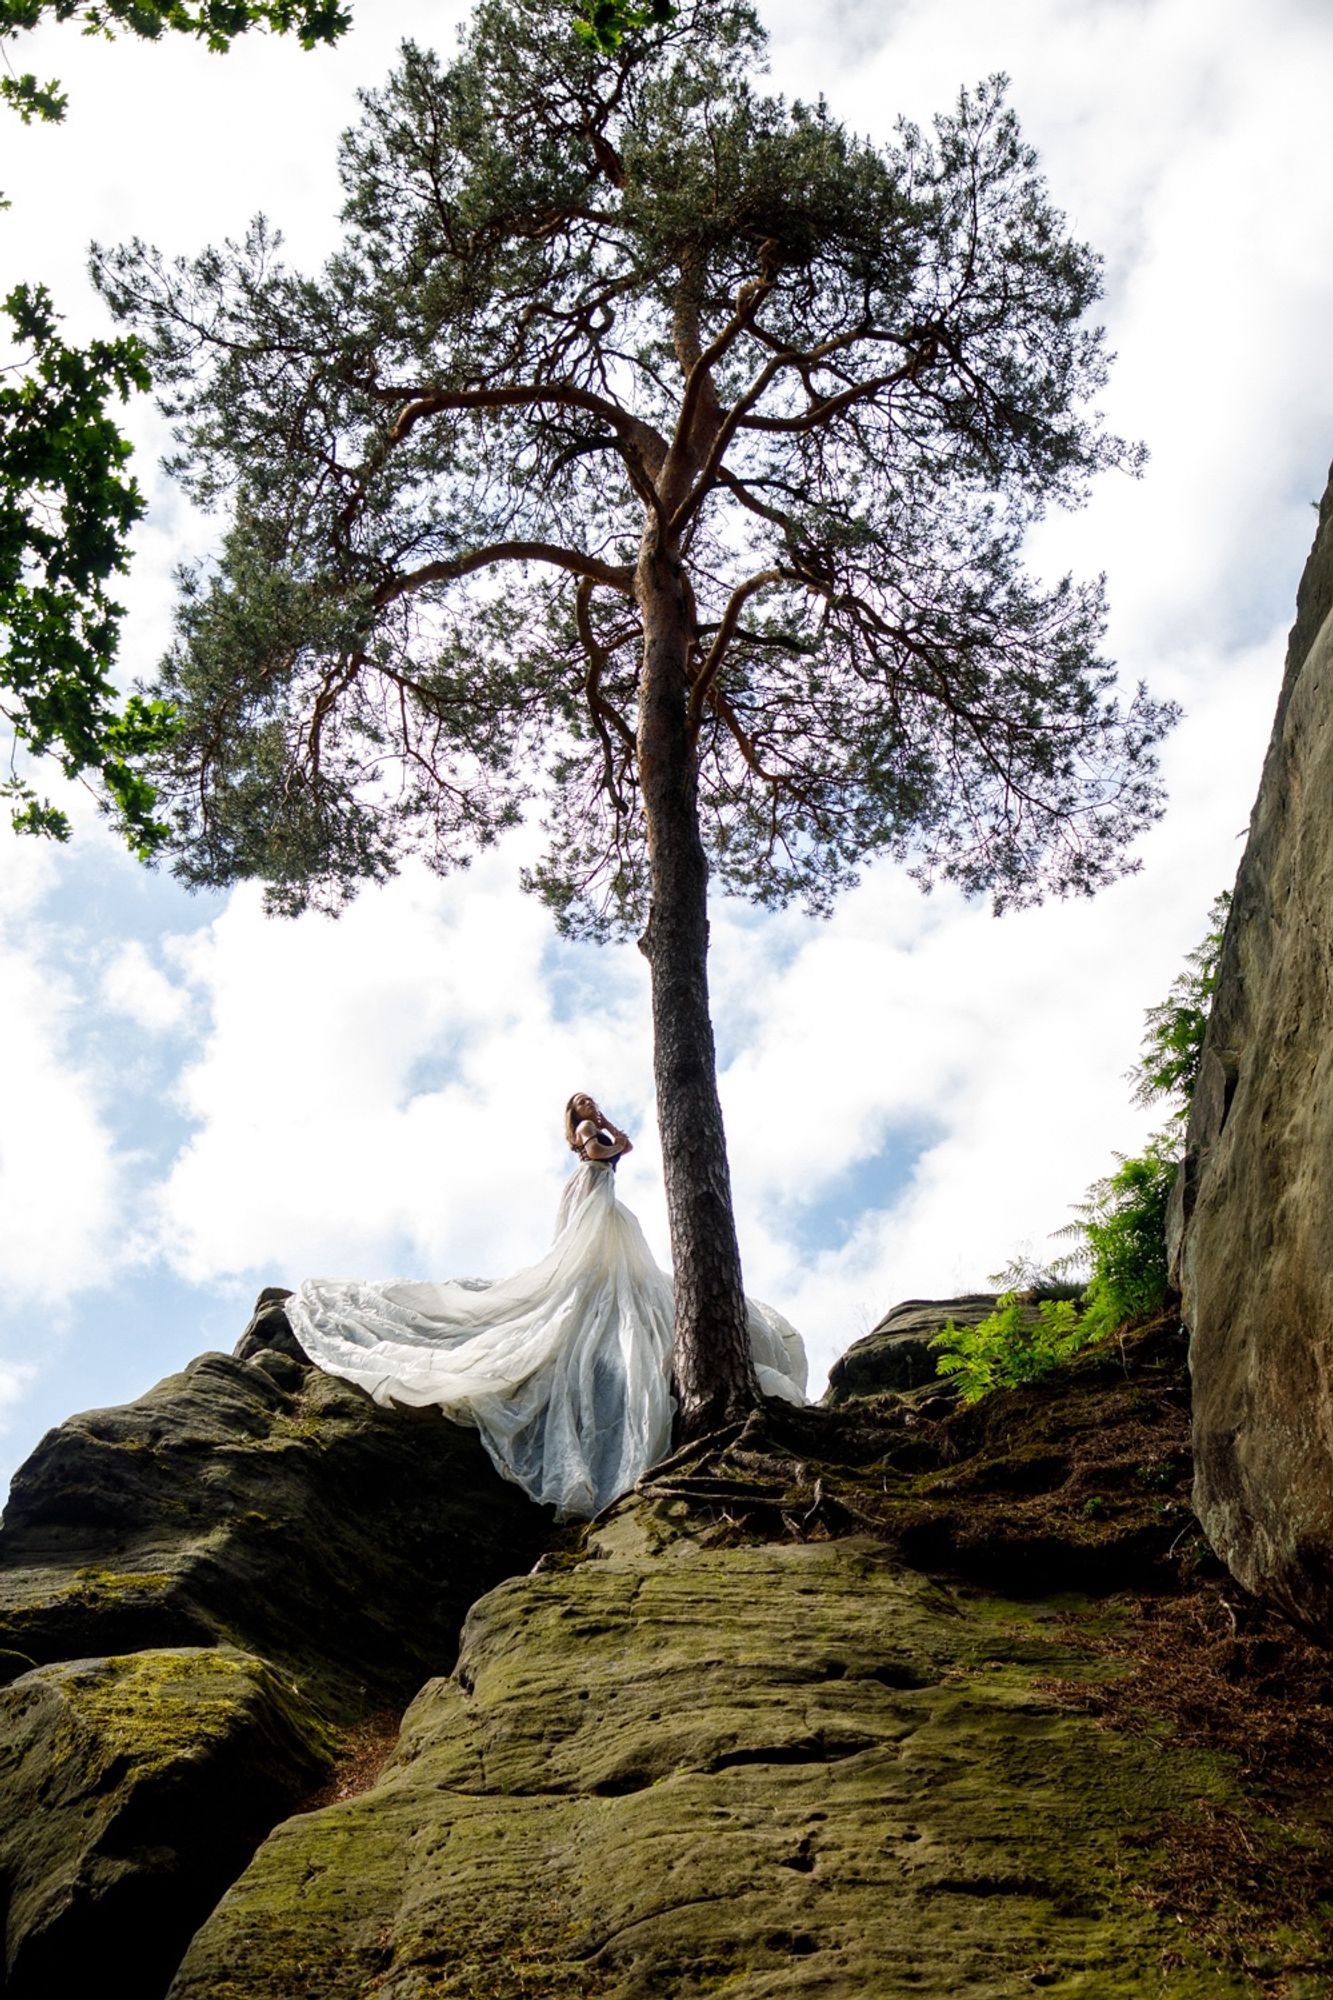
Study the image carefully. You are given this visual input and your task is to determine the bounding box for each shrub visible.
[1076,1138,1179,1336]
[932,900,1225,1398]
[1130,892,1230,1119]
[930,1293,1087,1403]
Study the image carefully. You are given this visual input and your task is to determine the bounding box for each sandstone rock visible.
[4,1291,1327,1996]
[0,1647,331,2000]
[824,1292,1079,1404]
[168,1519,1264,1999]
[0,1294,550,1717]
[1176,462,1333,1640]
[824,1294,999,1400]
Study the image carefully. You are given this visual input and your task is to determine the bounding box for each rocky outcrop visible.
[825,1291,1083,1404]
[0,1290,549,1711]
[168,1503,1286,1999]
[824,1294,997,1398]
[4,1296,1332,1995]
[0,1648,331,1997]
[0,1291,549,1997]
[1175,463,1333,1640]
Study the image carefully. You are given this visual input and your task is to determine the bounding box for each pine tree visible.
[96,0,1175,1437]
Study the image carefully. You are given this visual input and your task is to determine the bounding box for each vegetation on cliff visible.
[930,899,1229,1402]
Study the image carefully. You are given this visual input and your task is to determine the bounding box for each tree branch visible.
[668,244,780,489]
[687,568,785,731]
[373,540,634,609]
[737,361,918,434]
[386,378,667,485]
[575,577,636,810]
[668,319,909,537]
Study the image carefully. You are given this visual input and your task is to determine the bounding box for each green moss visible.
[170,1540,1295,1998]
[70,1565,174,1599]
[55,1648,337,1783]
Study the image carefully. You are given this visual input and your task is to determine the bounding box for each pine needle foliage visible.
[93,0,1174,930]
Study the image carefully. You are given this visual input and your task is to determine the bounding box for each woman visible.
[286,1093,806,1519]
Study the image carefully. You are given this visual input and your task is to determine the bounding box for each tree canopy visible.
[95,0,1174,1431]
[0,283,173,846]
[98,4,1169,929]
[0,0,353,843]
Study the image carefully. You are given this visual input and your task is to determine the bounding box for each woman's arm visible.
[575,1118,633,1161]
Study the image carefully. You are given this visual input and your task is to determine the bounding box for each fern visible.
[935,900,1225,1397]
[930,1293,1089,1403]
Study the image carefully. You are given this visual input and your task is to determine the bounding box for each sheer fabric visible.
[287,1161,807,1520]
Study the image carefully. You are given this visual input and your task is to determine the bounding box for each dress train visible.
[286,1161,806,1519]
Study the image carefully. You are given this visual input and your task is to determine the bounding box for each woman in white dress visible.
[286,1094,807,1519]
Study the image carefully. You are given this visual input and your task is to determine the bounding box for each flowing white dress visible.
[286,1158,807,1520]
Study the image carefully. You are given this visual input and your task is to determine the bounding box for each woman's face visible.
[570,1093,598,1122]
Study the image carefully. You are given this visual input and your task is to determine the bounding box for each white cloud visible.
[0,917,129,1307]
[713,623,1281,1387]
[0,824,60,922]
[152,852,665,1289]
[0,1362,39,1439]
[101,940,192,1034]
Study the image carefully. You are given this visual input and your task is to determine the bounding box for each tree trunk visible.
[635,541,761,1441]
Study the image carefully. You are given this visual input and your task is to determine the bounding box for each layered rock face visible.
[1175,464,1333,1639]
[824,1294,998,1399]
[3,1297,1331,1995]
[171,1523,1253,2000]
[0,1292,549,1997]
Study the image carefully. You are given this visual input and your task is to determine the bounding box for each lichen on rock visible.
[169,1532,1268,1999]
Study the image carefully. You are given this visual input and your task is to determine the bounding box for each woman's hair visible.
[565,1093,601,1153]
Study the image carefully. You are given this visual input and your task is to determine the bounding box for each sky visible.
[1,0,1331,1488]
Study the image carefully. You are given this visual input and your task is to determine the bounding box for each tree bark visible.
[635,537,762,1441]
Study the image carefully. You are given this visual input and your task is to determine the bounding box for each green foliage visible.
[0,1,351,122]
[0,283,175,850]
[1131,892,1229,1118]
[0,0,350,846]
[942,901,1227,1398]
[573,0,674,51]
[1065,902,1227,1337]
[930,1292,1088,1403]
[0,70,66,120]
[1075,1138,1178,1337]
[94,0,1171,924]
